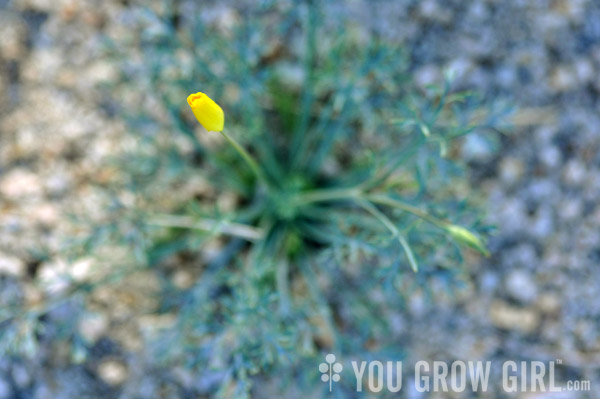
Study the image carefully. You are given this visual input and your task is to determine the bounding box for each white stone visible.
[0,168,42,200]
[97,359,128,386]
[78,313,109,343]
[0,255,25,277]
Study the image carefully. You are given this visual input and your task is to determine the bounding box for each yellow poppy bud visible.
[187,92,225,132]
[445,224,490,257]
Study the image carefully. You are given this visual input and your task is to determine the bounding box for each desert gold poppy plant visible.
[1,5,507,398]
[186,90,489,272]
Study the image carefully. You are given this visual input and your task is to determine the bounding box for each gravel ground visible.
[0,0,599,397]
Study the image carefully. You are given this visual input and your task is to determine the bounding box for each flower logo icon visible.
[319,354,343,391]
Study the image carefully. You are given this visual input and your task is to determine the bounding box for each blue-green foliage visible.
[0,1,510,397]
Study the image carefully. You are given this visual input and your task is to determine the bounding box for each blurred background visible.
[0,0,599,398]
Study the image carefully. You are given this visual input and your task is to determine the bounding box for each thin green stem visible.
[355,199,418,272]
[220,130,269,187]
[292,187,361,204]
[366,194,449,228]
[148,214,264,241]
[293,186,449,230]
[356,199,399,236]
[290,0,318,171]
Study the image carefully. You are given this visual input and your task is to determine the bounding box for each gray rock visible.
[0,378,11,399]
[562,160,587,186]
[557,198,582,221]
[538,145,562,169]
[462,133,495,162]
[529,206,555,240]
[11,363,31,389]
[505,269,538,303]
[499,157,525,185]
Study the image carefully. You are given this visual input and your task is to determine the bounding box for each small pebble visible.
[11,364,31,388]
[562,159,587,186]
[489,301,540,334]
[499,157,525,185]
[505,270,538,303]
[0,255,25,277]
[0,378,11,399]
[539,145,561,169]
[549,65,576,92]
[97,359,128,386]
[558,198,582,221]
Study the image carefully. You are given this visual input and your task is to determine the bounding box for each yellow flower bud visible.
[187,92,225,132]
[445,225,490,257]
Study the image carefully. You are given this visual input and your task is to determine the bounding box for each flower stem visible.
[355,199,419,272]
[293,186,449,229]
[220,130,269,187]
[293,187,361,204]
[365,194,448,228]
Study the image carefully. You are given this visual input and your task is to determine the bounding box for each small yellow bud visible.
[446,225,490,257]
[187,92,225,132]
